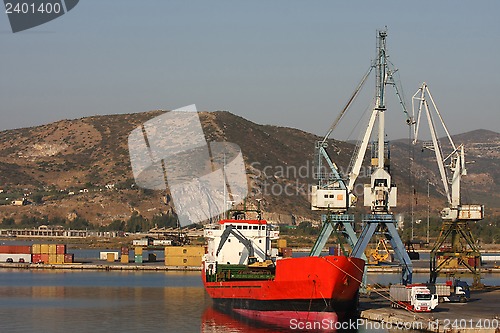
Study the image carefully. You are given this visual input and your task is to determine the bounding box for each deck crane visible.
[310,29,414,285]
[411,82,484,286]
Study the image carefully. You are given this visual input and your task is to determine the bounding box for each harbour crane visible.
[411,82,484,286]
[310,29,414,285]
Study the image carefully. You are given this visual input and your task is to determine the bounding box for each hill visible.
[0,111,498,227]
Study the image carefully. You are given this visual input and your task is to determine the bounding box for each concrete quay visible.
[359,287,500,332]
[0,262,202,271]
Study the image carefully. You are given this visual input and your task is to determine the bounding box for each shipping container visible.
[437,257,459,268]
[32,244,41,254]
[135,247,143,255]
[13,245,31,254]
[281,247,293,258]
[120,254,129,264]
[41,254,49,263]
[32,254,43,263]
[48,254,58,264]
[0,245,31,254]
[106,253,116,262]
[329,246,339,256]
[427,283,451,296]
[48,244,57,255]
[121,247,129,255]
[0,253,31,263]
[56,254,65,264]
[164,246,204,257]
[165,255,202,267]
[390,284,412,302]
[64,254,74,263]
[40,244,49,254]
[135,255,143,264]
[56,244,66,255]
[99,252,119,260]
[277,239,287,249]
[0,253,12,262]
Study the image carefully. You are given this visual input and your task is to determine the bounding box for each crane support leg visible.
[385,222,413,285]
[310,218,335,257]
[351,222,378,258]
[351,214,413,285]
[430,221,481,287]
[310,214,357,256]
[310,214,370,294]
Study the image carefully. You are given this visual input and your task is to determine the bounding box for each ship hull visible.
[203,255,365,323]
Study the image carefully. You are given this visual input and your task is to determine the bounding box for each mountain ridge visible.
[0,111,498,226]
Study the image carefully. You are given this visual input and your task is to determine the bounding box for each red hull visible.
[203,255,364,320]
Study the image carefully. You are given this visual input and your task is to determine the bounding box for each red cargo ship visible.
[202,210,365,329]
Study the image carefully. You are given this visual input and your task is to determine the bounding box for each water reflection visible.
[0,269,498,333]
[0,271,211,333]
[201,306,294,333]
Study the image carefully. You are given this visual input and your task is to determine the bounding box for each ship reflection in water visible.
[201,306,344,333]
[202,306,296,333]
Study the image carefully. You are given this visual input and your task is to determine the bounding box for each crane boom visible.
[216,224,255,259]
[320,65,373,144]
[412,83,452,204]
[411,82,483,220]
[412,82,484,286]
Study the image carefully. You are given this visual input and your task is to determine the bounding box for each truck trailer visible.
[390,284,438,312]
[427,280,470,303]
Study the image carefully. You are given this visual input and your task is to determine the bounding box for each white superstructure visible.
[204,218,279,266]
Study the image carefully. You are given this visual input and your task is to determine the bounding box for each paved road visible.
[359,287,500,332]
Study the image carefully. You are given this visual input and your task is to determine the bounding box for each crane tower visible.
[412,83,484,287]
[310,29,413,285]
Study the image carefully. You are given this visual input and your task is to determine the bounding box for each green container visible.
[134,255,143,264]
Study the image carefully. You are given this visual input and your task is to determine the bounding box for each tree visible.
[1,218,15,227]
[31,193,44,204]
[107,219,125,231]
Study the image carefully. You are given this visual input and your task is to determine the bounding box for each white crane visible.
[310,30,413,285]
[411,82,484,286]
[411,82,484,221]
[311,30,406,215]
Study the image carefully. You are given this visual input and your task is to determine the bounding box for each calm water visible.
[1,269,498,333]
[1,244,498,332]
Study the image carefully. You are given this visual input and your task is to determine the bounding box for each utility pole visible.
[427,180,430,244]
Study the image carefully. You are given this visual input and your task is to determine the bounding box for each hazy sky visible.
[1,1,499,141]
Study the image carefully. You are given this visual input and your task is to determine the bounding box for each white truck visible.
[390,284,438,312]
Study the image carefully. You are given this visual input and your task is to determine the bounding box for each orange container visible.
[56,245,66,255]
[12,246,32,254]
[0,245,31,254]
[41,254,49,263]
